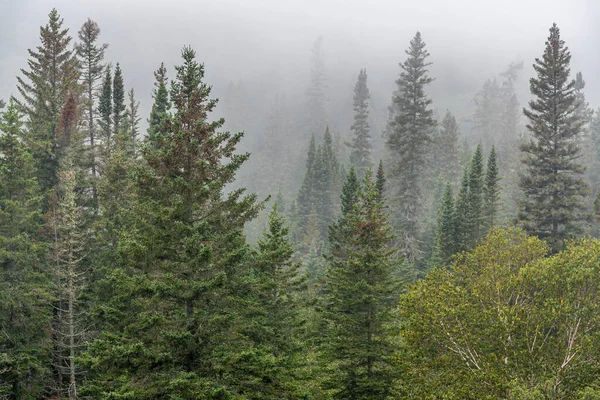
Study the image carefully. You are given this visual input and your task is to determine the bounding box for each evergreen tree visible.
[434,110,461,184]
[147,62,171,146]
[75,18,108,190]
[386,31,436,261]
[484,146,501,232]
[376,160,386,201]
[454,165,470,253]
[467,144,484,246]
[349,69,372,177]
[314,127,339,238]
[435,183,455,265]
[85,47,263,397]
[322,171,399,399]
[97,65,112,162]
[111,63,126,141]
[125,88,141,155]
[0,100,50,398]
[306,36,327,138]
[519,23,588,251]
[14,8,80,194]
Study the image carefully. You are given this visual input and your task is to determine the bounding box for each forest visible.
[2,3,600,399]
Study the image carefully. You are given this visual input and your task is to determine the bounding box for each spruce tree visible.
[111,63,126,140]
[97,65,112,162]
[306,36,327,138]
[322,171,399,399]
[435,183,456,265]
[125,88,141,155]
[484,146,501,232]
[519,23,588,250]
[146,62,171,146]
[0,100,50,398]
[15,8,80,194]
[467,144,484,246]
[376,160,386,201]
[386,31,436,261]
[435,110,461,184]
[454,165,470,253]
[349,69,372,177]
[75,18,108,186]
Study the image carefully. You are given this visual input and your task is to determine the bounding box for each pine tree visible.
[125,88,141,155]
[386,31,436,261]
[0,100,51,398]
[306,36,327,138]
[454,165,470,253]
[322,171,399,399]
[376,160,386,201]
[97,65,112,162]
[111,63,126,141]
[75,18,108,189]
[147,62,171,146]
[14,8,80,194]
[349,69,372,177]
[519,23,588,251]
[314,127,339,238]
[484,146,501,232]
[85,47,263,397]
[435,110,461,184]
[295,134,317,242]
[435,183,455,265]
[467,144,484,246]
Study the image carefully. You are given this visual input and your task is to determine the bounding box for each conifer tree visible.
[314,127,339,238]
[519,23,588,250]
[0,100,50,398]
[97,65,112,162]
[435,183,455,265]
[484,146,501,232]
[435,110,461,184]
[306,36,327,138]
[15,8,80,194]
[376,160,386,201]
[467,144,484,246]
[386,31,436,261]
[454,165,470,253]
[75,18,108,187]
[125,88,141,155]
[146,62,171,146]
[322,171,399,399]
[111,63,126,141]
[349,69,372,177]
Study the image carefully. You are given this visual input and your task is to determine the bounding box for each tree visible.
[322,171,400,399]
[453,165,470,254]
[376,160,386,201]
[349,69,372,177]
[484,146,501,232]
[125,88,141,154]
[85,47,263,397]
[0,100,51,398]
[14,8,80,194]
[434,183,455,265]
[306,36,327,138]
[399,228,600,399]
[467,144,484,246]
[75,18,108,198]
[97,65,112,163]
[111,63,126,141]
[519,23,589,251]
[434,111,461,184]
[146,62,171,146]
[386,31,436,262]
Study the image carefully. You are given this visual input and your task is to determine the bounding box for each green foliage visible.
[433,110,461,185]
[467,144,484,246]
[112,63,126,139]
[484,145,501,232]
[321,172,400,399]
[435,183,455,265]
[349,69,373,178]
[519,24,589,251]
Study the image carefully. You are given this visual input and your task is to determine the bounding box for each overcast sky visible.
[1,0,598,122]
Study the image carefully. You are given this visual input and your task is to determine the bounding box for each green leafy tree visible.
[519,23,589,251]
[321,171,400,399]
[386,31,436,262]
[14,8,80,194]
[0,100,50,398]
[349,69,372,178]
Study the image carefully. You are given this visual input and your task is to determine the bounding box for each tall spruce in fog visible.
[435,183,455,265]
[314,127,339,238]
[454,165,470,253]
[322,172,399,399]
[376,160,386,201]
[435,110,461,184]
[86,47,262,397]
[14,8,80,194]
[386,31,436,261]
[519,23,588,250]
[125,88,141,147]
[349,69,372,177]
[467,144,484,246]
[97,65,112,158]
[484,146,501,232]
[147,62,171,145]
[111,63,126,141]
[75,18,108,195]
[0,100,50,398]
[306,36,327,137]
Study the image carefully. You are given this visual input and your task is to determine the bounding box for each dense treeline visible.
[2,9,600,399]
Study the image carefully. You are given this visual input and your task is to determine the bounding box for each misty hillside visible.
[2,1,600,398]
